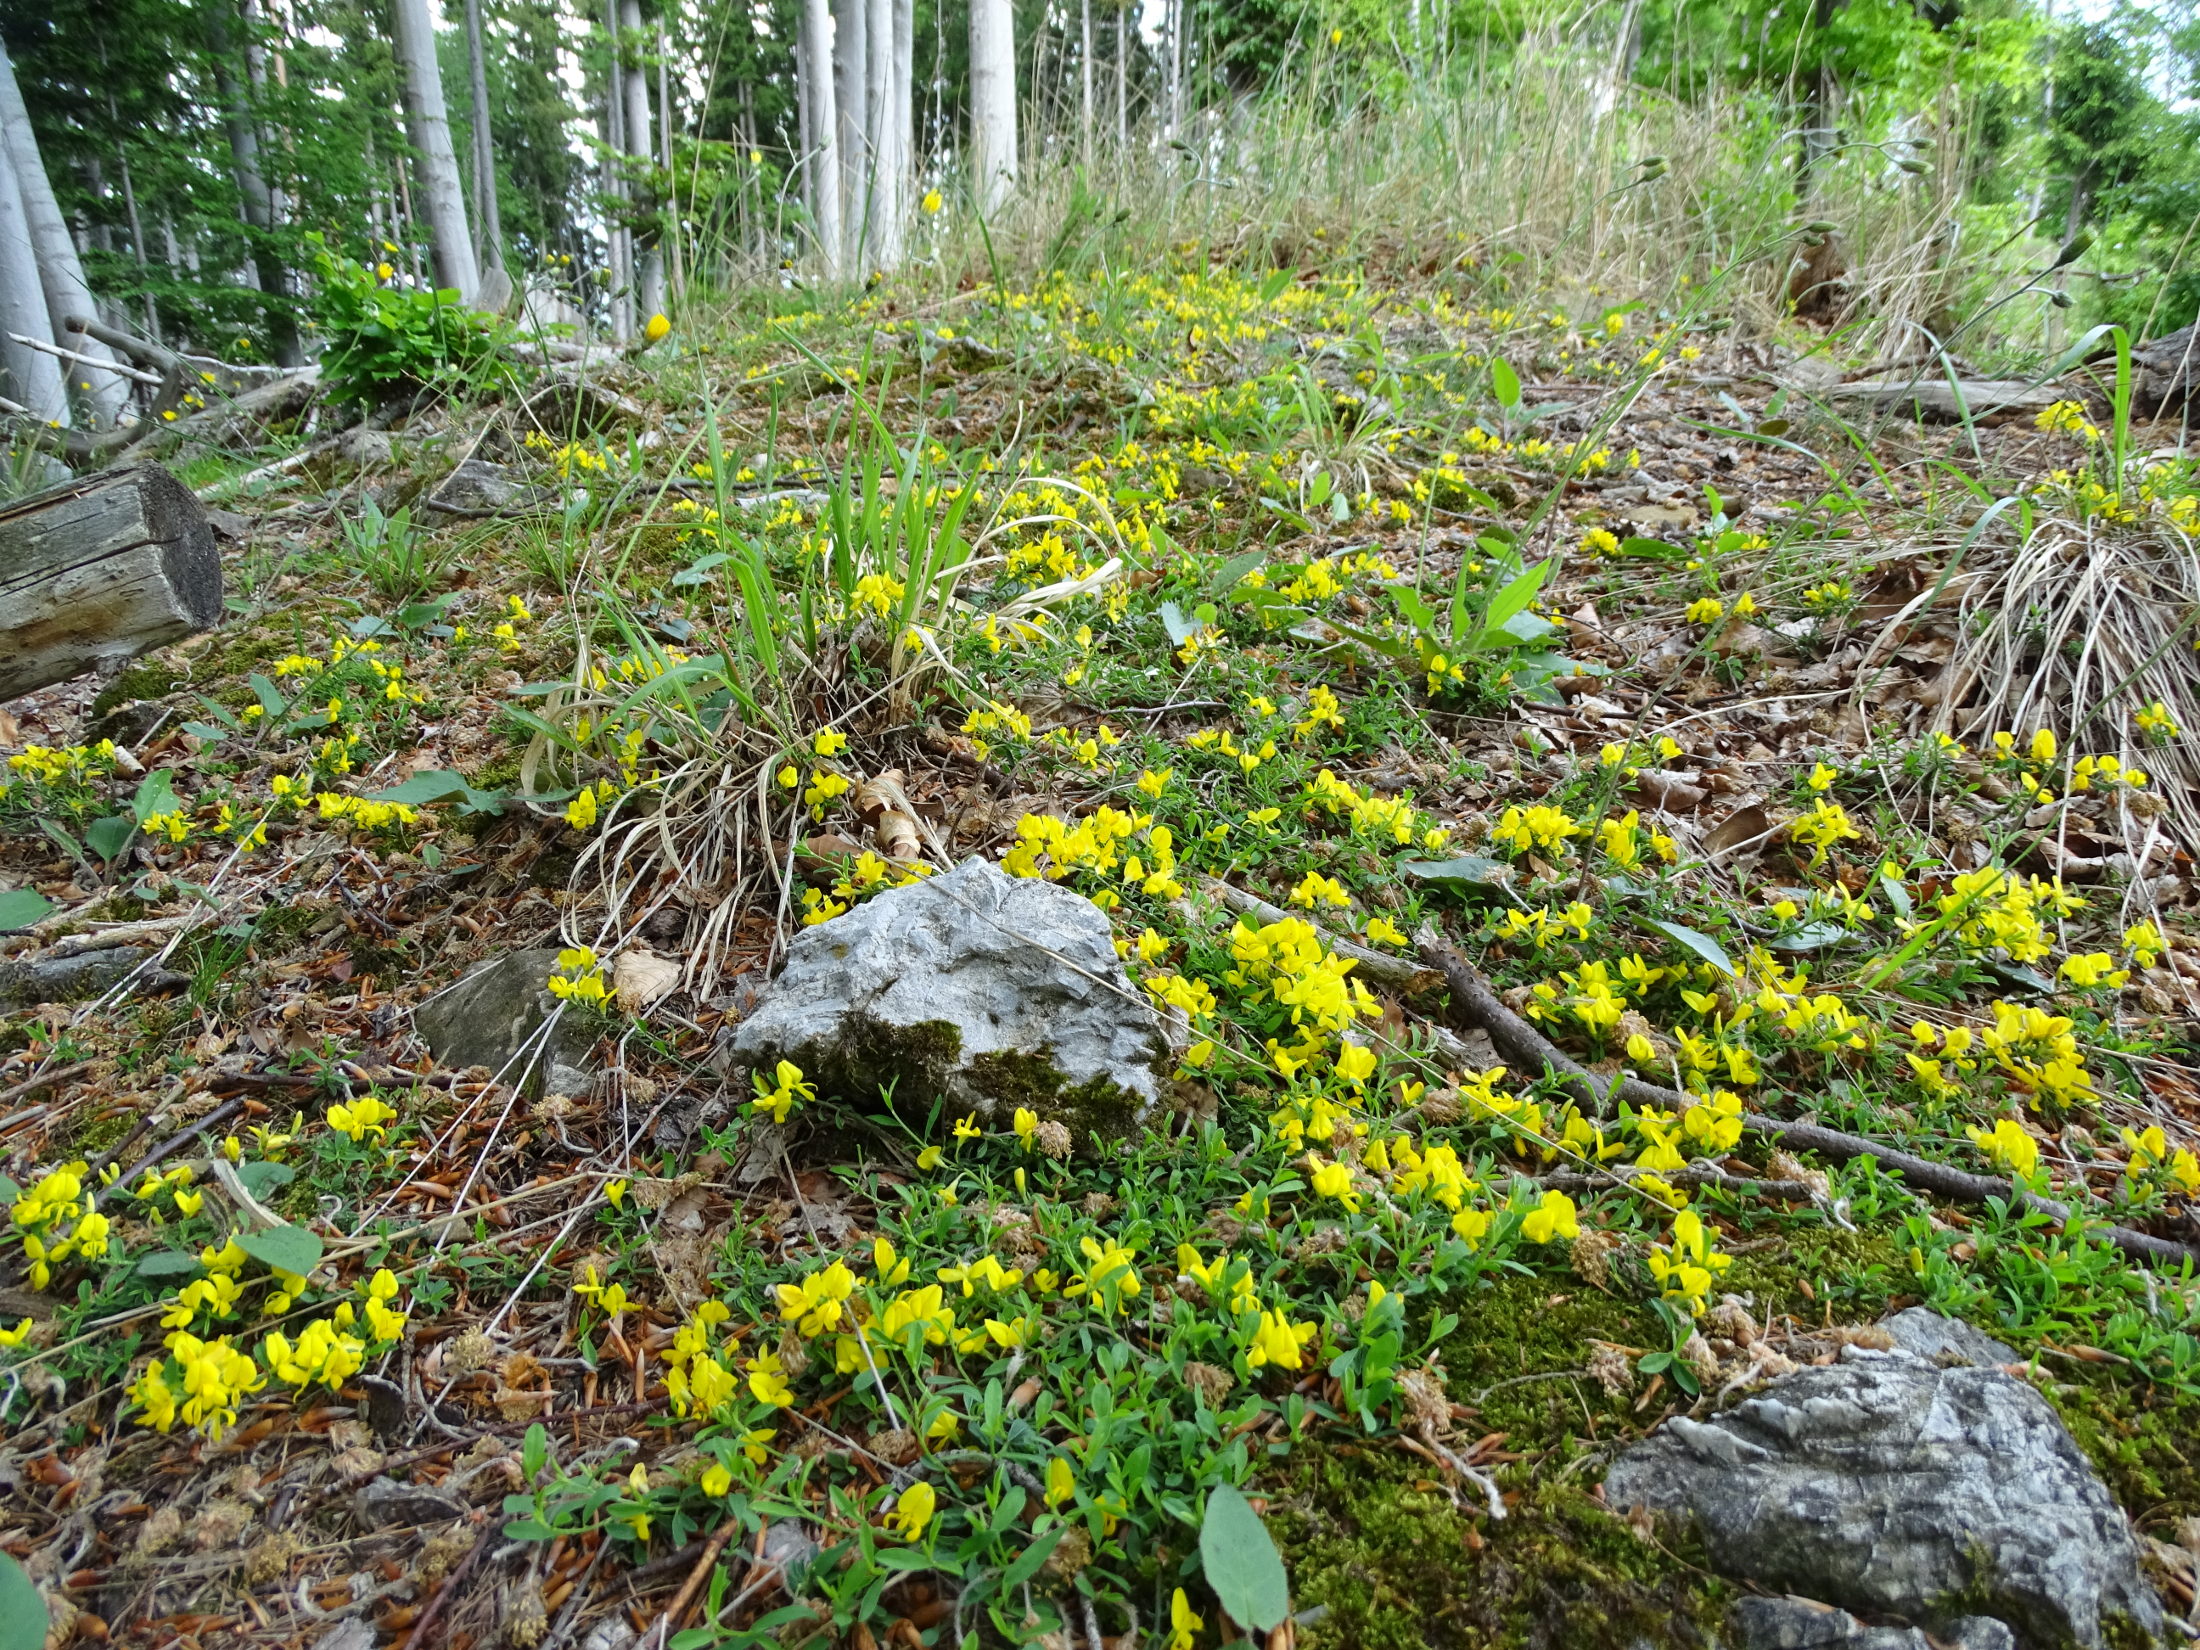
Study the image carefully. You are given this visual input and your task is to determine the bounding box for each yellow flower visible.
[0,1318,33,1348]
[890,1480,936,1540]
[1308,1154,1360,1212]
[1167,1587,1204,1650]
[1046,1456,1076,1507]
[605,1178,629,1208]
[700,1462,733,1497]
[645,312,671,342]
[326,1096,397,1143]
[922,189,944,214]
[1685,596,1724,624]
[1520,1190,1579,1243]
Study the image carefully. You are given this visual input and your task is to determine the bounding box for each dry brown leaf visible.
[613,947,682,1012]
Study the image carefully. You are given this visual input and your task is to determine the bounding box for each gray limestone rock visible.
[0,946,169,1008]
[426,458,543,517]
[1878,1306,2017,1369]
[731,858,1179,1141]
[1730,1596,2016,1650]
[1605,1326,2166,1648]
[352,1474,467,1530]
[410,948,597,1095]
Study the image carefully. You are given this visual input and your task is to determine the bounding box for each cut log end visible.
[0,462,222,703]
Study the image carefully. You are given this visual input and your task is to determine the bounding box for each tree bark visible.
[0,40,124,426]
[0,131,65,424]
[618,0,663,321]
[390,0,482,303]
[865,0,895,267]
[834,0,868,266]
[0,463,221,702]
[969,0,1017,214]
[201,4,300,363]
[1079,0,1093,166]
[655,12,683,303]
[800,0,842,275]
[1115,0,1127,151]
[464,0,504,271]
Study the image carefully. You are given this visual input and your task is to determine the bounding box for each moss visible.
[1267,1452,1727,1649]
[2048,1369,2200,1525]
[472,750,527,791]
[964,1047,1144,1142]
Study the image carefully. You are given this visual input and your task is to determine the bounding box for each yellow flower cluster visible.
[8,1162,110,1289]
[751,1058,815,1124]
[2121,1126,2200,1194]
[801,849,933,925]
[1226,915,1379,1051]
[1931,869,2082,966]
[1648,1208,1732,1316]
[1490,804,1581,856]
[546,945,611,1007]
[131,1331,265,1437]
[3,739,115,787]
[1981,1000,2095,1111]
[1304,767,1446,849]
[1968,1117,2040,1179]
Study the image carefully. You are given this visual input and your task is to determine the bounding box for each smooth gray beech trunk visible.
[618,0,663,320]
[969,0,1016,214]
[0,39,125,426]
[799,0,841,274]
[463,0,504,270]
[390,0,481,302]
[832,0,867,268]
[0,128,65,422]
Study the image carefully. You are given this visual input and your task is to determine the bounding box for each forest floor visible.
[3,259,2200,1650]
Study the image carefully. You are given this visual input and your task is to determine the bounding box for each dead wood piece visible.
[1820,377,2060,424]
[1418,939,2200,1269]
[0,462,221,701]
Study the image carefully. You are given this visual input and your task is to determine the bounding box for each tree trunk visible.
[0,463,221,702]
[656,13,683,303]
[800,0,842,275]
[1115,1,1127,150]
[464,0,504,272]
[834,0,868,267]
[390,0,481,303]
[618,0,663,321]
[0,40,125,426]
[890,0,912,263]
[1080,0,1093,167]
[969,0,1016,214]
[203,5,301,364]
[0,138,66,423]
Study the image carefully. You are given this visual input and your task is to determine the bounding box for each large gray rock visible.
[731,858,1178,1141]
[411,948,598,1095]
[1606,1328,2165,1648]
[1731,1596,2014,1650]
[1878,1307,2016,1369]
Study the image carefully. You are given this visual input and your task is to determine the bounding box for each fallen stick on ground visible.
[1418,939,2200,1270]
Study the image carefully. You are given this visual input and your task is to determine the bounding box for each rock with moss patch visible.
[1605,1329,2167,1649]
[731,858,1180,1141]
[411,948,598,1095]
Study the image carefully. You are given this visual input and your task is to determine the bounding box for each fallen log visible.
[1417,939,2200,1269]
[0,462,221,702]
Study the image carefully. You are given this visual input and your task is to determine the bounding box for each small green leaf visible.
[0,1552,43,1650]
[1400,855,1516,902]
[1490,357,1521,409]
[1200,1484,1291,1634]
[1645,918,1737,977]
[1158,601,1200,646]
[136,1248,204,1280]
[234,1224,324,1277]
[85,814,137,862]
[235,1160,296,1196]
[1000,1528,1064,1590]
[1770,921,1849,953]
[0,888,52,933]
[131,768,180,825]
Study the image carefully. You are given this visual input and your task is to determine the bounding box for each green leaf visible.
[502,1517,556,1542]
[234,1224,324,1277]
[1490,357,1521,409]
[1645,918,1736,977]
[136,1248,204,1280]
[1200,1484,1291,1634]
[131,768,180,825]
[249,674,290,718]
[368,770,509,815]
[1213,548,1270,595]
[0,888,51,933]
[1159,601,1201,646]
[1400,855,1516,901]
[1618,536,1687,560]
[235,1160,296,1196]
[1000,1528,1064,1590]
[85,815,136,862]
[0,1551,43,1650]
[1770,922,1849,953]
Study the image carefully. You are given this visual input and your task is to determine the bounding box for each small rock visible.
[411,948,598,1094]
[337,427,393,468]
[427,458,542,517]
[353,1475,468,1530]
[85,698,177,749]
[732,859,1180,1141]
[1730,1596,2016,1650]
[0,947,165,1009]
[1604,1319,2167,1648]
[1877,1306,2016,1368]
[316,1621,379,1650]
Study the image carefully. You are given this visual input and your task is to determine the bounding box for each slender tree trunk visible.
[464,0,504,272]
[205,4,303,362]
[834,0,868,268]
[0,38,124,424]
[390,0,482,302]
[889,0,912,263]
[656,12,683,303]
[801,0,842,275]
[1079,0,1093,168]
[115,152,159,343]
[618,0,663,320]
[600,0,631,341]
[1115,1,1127,151]
[0,133,65,422]
[969,0,1016,213]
